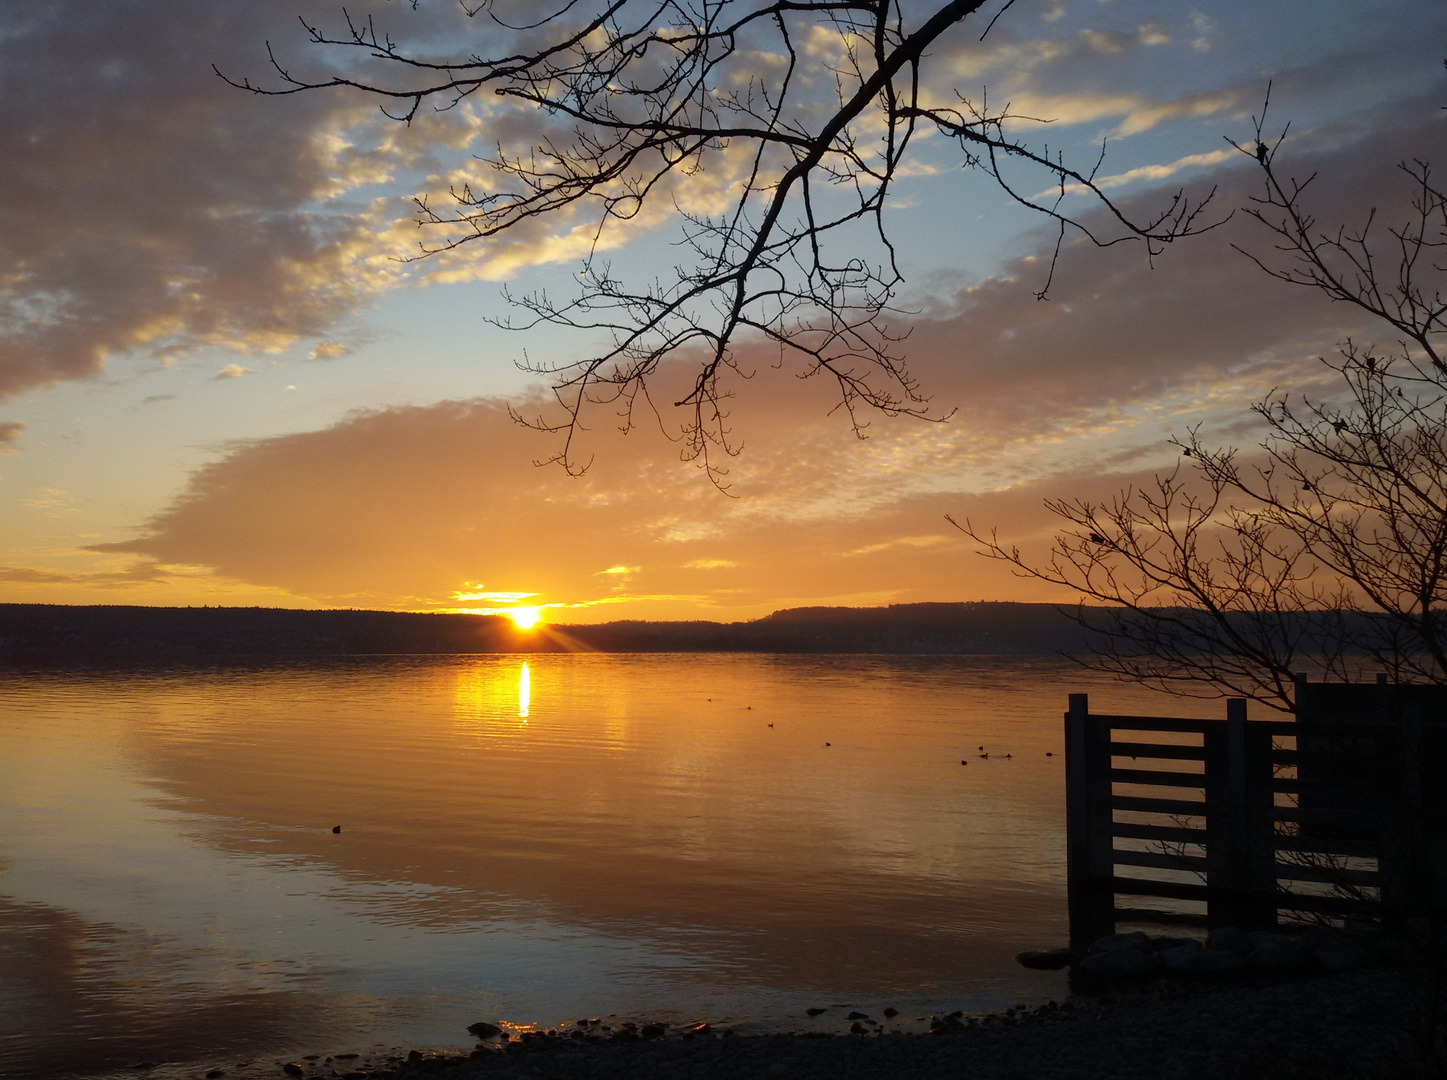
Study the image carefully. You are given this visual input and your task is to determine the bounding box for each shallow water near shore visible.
[0,653,1220,1078]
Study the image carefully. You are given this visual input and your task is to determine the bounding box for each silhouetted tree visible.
[222,1,1217,482]
[961,103,1447,710]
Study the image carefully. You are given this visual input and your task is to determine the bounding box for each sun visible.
[508,606,543,631]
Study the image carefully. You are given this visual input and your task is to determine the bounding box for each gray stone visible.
[1246,931,1290,950]
[1088,931,1151,954]
[1177,947,1246,972]
[1016,948,1077,970]
[1314,936,1365,972]
[1078,948,1161,973]
[468,1022,503,1039]
[1205,926,1252,955]
[1159,941,1204,969]
[1248,937,1310,969]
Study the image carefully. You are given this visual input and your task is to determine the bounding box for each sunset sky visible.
[2,1,1443,622]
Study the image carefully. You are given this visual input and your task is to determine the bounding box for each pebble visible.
[309,971,1426,1080]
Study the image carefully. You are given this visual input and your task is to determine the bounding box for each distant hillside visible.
[0,604,521,661]
[0,601,1093,663]
[567,602,1094,653]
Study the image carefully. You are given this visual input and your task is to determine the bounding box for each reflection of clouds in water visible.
[453,659,532,734]
[0,688,717,1075]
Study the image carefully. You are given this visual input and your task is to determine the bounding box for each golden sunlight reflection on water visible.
[0,654,1221,1079]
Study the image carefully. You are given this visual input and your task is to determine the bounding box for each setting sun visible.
[508,606,542,631]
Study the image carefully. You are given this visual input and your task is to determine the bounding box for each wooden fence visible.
[1064,678,1446,950]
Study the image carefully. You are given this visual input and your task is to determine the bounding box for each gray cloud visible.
[7,0,1440,410]
[0,1,477,400]
[897,96,1447,429]
[88,82,1447,612]
[0,420,22,453]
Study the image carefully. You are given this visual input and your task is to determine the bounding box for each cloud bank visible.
[89,95,1445,617]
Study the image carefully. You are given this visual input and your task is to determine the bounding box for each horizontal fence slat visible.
[1109,767,1206,788]
[1270,776,1374,794]
[1272,833,1379,859]
[1244,720,1301,735]
[1113,848,1209,873]
[1113,907,1211,927]
[1275,891,1382,917]
[1274,805,1374,824]
[1093,715,1214,734]
[1274,861,1380,887]
[1292,749,1383,762]
[1111,741,1208,761]
[1297,723,1391,736]
[1112,876,1212,901]
[1112,821,1208,845]
[1111,794,1207,816]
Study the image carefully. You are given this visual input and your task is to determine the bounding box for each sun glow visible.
[509,606,542,630]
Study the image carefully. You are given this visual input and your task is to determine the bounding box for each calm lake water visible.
[0,653,1218,1078]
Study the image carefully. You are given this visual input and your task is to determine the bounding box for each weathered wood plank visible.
[1111,794,1207,816]
[1112,741,1207,761]
[1109,767,1207,788]
[1274,804,1373,824]
[1113,907,1211,926]
[1273,833,1378,859]
[1112,821,1208,845]
[1112,848,1210,873]
[1273,861,1379,886]
[1275,891,1382,916]
[1270,776,1373,794]
[1112,875,1212,901]
[1094,715,1216,733]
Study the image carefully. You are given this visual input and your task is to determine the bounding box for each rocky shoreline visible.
[224,963,1438,1080]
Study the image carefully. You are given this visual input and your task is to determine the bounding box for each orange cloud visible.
[43,91,1447,618]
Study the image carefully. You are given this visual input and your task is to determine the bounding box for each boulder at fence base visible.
[1087,931,1152,954]
[1313,936,1365,972]
[1016,948,1079,970]
[1247,933,1311,969]
[1159,941,1204,969]
[1175,947,1247,972]
[1078,947,1162,974]
[1206,927,1253,956]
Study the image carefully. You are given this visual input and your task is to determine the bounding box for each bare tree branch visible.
[959,102,1447,706]
[221,1,1220,484]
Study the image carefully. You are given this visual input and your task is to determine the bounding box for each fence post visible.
[1376,674,1436,926]
[1066,693,1115,949]
[1229,697,1277,930]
